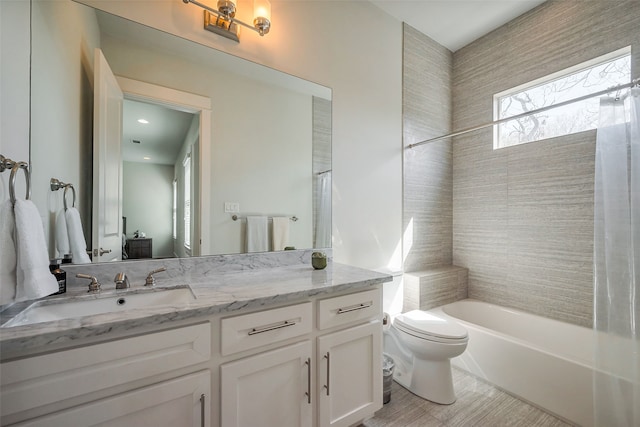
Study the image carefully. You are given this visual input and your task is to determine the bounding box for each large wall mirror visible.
[29,0,331,264]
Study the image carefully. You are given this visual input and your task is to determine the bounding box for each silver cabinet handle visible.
[305,358,311,404]
[337,301,373,314]
[248,320,297,335]
[200,394,205,427]
[323,352,330,396]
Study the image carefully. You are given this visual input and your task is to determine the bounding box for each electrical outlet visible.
[224,202,240,213]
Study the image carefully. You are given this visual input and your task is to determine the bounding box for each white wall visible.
[30,0,100,257]
[1,1,30,202]
[122,161,174,258]
[81,0,403,271]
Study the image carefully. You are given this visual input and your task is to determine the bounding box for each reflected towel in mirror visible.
[246,216,268,253]
[55,209,70,256]
[272,217,289,251]
[65,207,91,264]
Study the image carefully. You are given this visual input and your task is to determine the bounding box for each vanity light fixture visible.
[183,0,271,43]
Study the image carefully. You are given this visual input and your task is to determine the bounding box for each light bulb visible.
[217,0,236,18]
[253,0,271,36]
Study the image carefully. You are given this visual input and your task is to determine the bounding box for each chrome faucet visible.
[76,273,101,293]
[114,272,130,290]
[145,267,167,287]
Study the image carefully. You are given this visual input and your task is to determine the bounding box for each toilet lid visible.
[393,310,468,341]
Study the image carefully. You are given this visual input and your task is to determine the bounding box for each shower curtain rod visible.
[407,78,640,149]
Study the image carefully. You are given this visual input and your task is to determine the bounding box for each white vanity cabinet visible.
[317,321,381,427]
[316,289,382,427]
[11,370,210,427]
[0,284,384,427]
[218,288,382,427]
[0,323,212,426]
[221,341,313,427]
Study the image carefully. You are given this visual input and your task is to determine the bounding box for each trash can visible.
[382,354,395,404]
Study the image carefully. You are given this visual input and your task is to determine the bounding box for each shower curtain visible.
[593,87,639,426]
[314,171,331,248]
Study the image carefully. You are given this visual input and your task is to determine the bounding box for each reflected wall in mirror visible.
[29,0,332,264]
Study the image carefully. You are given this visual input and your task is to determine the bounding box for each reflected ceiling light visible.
[143,156,151,160]
[138,119,149,124]
[183,0,271,43]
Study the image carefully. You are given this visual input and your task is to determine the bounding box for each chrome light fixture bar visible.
[183,0,271,43]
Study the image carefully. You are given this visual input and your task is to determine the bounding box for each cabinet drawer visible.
[12,370,211,427]
[221,302,312,356]
[317,289,381,330]
[1,323,211,419]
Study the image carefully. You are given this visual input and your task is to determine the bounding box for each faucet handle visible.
[114,272,130,290]
[145,267,167,287]
[76,273,101,293]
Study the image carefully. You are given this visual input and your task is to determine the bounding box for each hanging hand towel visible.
[13,199,59,301]
[55,209,70,256]
[65,207,92,264]
[272,217,289,251]
[246,216,268,253]
[0,200,17,304]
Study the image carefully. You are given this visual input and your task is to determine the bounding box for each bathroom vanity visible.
[0,259,390,427]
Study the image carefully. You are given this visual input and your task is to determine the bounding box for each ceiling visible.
[122,99,194,165]
[371,0,547,52]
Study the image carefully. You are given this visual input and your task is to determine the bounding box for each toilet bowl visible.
[383,310,468,404]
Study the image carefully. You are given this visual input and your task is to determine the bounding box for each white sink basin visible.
[2,286,196,328]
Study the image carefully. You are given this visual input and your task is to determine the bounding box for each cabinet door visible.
[317,321,382,427]
[221,341,312,427]
[13,370,211,427]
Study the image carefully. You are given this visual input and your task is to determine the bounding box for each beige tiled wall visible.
[403,24,454,272]
[403,266,468,311]
[452,0,640,327]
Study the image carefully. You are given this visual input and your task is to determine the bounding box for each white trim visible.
[492,47,631,148]
[493,46,631,103]
[116,76,212,255]
[116,76,211,111]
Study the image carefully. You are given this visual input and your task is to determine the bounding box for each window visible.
[494,47,631,149]
[183,155,191,250]
[172,179,177,240]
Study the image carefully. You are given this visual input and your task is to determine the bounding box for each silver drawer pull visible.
[337,302,373,314]
[305,358,311,404]
[248,319,297,335]
[323,352,330,396]
[200,394,205,427]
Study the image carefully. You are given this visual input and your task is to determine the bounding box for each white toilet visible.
[383,310,468,404]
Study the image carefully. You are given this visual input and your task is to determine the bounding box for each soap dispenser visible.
[49,258,67,295]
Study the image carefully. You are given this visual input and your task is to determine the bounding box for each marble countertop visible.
[0,262,391,357]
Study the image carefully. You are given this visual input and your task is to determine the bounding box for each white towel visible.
[272,217,289,251]
[55,209,70,256]
[0,200,17,305]
[65,207,91,264]
[13,200,59,302]
[246,216,268,253]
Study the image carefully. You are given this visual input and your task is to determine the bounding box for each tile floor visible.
[361,367,573,427]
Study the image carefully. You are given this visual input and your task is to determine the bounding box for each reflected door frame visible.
[116,76,212,256]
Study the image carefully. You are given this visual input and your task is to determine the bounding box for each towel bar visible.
[1,155,31,204]
[50,178,76,210]
[231,214,298,222]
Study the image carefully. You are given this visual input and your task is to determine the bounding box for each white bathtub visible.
[430,299,635,427]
